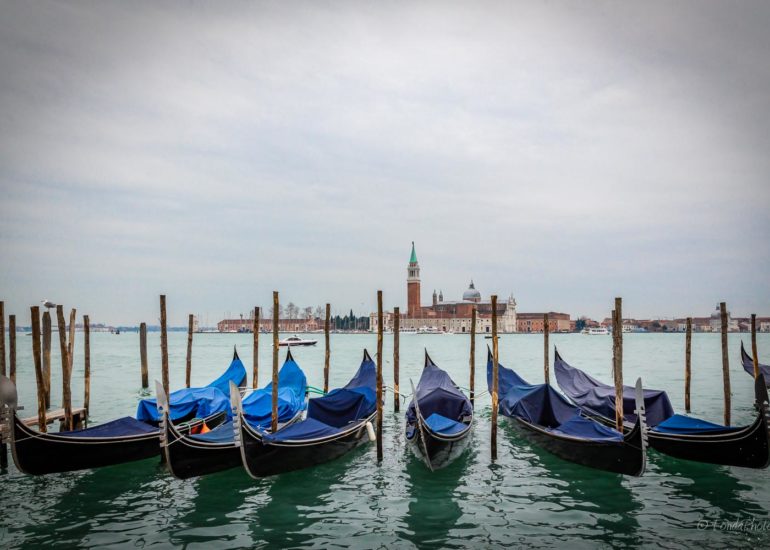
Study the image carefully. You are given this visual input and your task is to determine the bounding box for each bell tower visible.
[407,241,421,317]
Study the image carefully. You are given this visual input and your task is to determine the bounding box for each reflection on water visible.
[404,447,472,548]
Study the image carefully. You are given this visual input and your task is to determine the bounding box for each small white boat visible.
[581,327,610,335]
[279,335,318,347]
[417,326,440,334]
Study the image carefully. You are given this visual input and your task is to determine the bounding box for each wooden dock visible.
[22,407,87,429]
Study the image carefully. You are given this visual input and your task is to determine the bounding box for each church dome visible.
[463,280,481,302]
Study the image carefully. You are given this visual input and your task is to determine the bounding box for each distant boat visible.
[279,335,318,347]
[581,327,610,335]
[417,326,440,334]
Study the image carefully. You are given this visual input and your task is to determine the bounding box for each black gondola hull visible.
[10,413,225,475]
[163,426,242,479]
[239,415,374,477]
[407,425,472,470]
[504,416,646,476]
[648,413,770,469]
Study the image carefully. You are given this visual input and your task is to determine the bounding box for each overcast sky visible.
[1,1,769,325]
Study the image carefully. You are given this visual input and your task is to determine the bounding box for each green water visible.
[1,332,769,548]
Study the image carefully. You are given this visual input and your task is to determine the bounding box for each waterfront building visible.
[371,242,518,333]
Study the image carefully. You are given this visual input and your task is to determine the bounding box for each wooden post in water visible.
[376,290,383,463]
[42,311,51,408]
[543,313,550,384]
[612,297,624,432]
[252,307,260,388]
[751,313,759,380]
[491,295,499,461]
[186,314,194,388]
[31,306,46,432]
[324,303,331,394]
[65,308,77,430]
[469,307,476,407]
[720,302,731,426]
[139,322,148,388]
[685,317,692,413]
[160,295,169,399]
[56,306,72,431]
[0,303,4,469]
[271,291,279,433]
[9,315,16,383]
[393,306,400,412]
[0,301,5,378]
[84,315,91,417]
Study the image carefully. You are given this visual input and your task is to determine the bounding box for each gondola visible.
[406,351,473,470]
[741,342,770,383]
[555,349,770,469]
[235,349,377,478]
[487,349,647,476]
[0,349,246,475]
[159,348,307,479]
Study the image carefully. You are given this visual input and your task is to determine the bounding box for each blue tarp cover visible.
[424,413,468,435]
[406,355,472,438]
[136,353,247,422]
[191,420,237,443]
[554,350,674,427]
[742,342,770,380]
[487,356,623,442]
[652,414,741,435]
[191,354,308,443]
[262,351,377,443]
[241,356,307,427]
[56,416,158,438]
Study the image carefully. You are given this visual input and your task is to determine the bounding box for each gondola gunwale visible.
[235,349,377,478]
[486,347,648,476]
[554,348,770,469]
[405,350,474,470]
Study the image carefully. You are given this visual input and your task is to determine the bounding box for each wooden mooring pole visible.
[543,313,550,384]
[186,314,194,388]
[720,302,731,426]
[84,315,91,417]
[56,306,75,431]
[31,306,46,432]
[376,290,383,463]
[612,298,624,432]
[140,322,148,388]
[0,302,4,469]
[393,306,400,412]
[253,307,260,388]
[469,306,476,407]
[272,292,279,433]
[160,295,169,399]
[685,317,692,413]
[491,295,499,461]
[751,313,759,380]
[42,310,52,408]
[9,315,15,383]
[324,303,331,394]
[0,301,5,378]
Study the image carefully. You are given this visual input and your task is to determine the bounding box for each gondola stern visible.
[424,349,435,369]
[632,377,649,476]
[285,347,295,363]
[233,345,240,361]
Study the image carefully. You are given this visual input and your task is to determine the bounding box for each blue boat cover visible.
[741,342,770,380]
[424,413,468,435]
[406,354,472,438]
[136,352,247,422]
[191,353,308,443]
[56,416,158,438]
[191,420,238,443]
[241,355,307,427]
[554,350,674,427]
[136,386,230,422]
[487,355,623,442]
[262,350,377,443]
[652,414,741,435]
